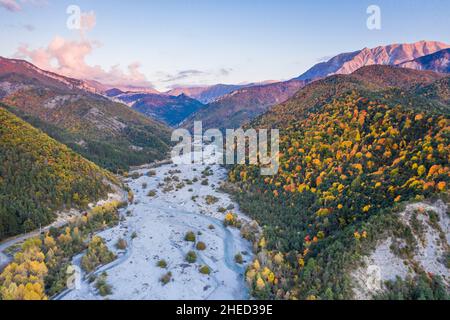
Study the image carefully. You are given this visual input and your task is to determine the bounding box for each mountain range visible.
[25,40,444,133]
[2,41,448,138]
[167,81,278,104]
[296,40,449,80]
[179,41,449,131]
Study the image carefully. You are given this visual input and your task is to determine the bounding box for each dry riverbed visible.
[59,154,253,300]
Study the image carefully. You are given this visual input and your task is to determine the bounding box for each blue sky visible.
[1,0,449,90]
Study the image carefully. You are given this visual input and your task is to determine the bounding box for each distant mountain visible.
[167,82,277,104]
[182,79,306,131]
[120,92,205,126]
[167,84,245,103]
[107,89,205,126]
[82,79,111,94]
[112,85,160,95]
[0,57,99,94]
[296,41,449,80]
[398,48,450,74]
[105,87,126,97]
[0,107,118,240]
[83,79,160,95]
[0,56,171,171]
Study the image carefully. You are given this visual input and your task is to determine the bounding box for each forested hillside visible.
[0,107,118,240]
[228,68,449,299]
[0,57,171,171]
[256,66,446,128]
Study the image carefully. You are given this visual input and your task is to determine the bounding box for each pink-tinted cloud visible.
[0,0,47,12]
[0,0,21,11]
[16,36,154,89]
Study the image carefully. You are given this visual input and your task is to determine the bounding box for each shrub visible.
[147,190,157,197]
[127,190,134,203]
[131,172,141,179]
[116,238,127,250]
[88,274,97,284]
[202,167,213,176]
[81,236,116,272]
[95,273,112,296]
[235,253,243,264]
[97,282,112,296]
[185,231,196,242]
[199,265,211,275]
[157,259,167,268]
[176,182,185,190]
[224,212,241,228]
[160,272,172,285]
[226,204,235,210]
[196,242,206,250]
[205,195,219,205]
[186,251,197,263]
[201,179,209,186]
[218,207,227,213]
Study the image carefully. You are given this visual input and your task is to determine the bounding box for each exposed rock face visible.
[296,41,450,80]
[398,48,450,74]
[0,56,99,94]
[352,200,449,299]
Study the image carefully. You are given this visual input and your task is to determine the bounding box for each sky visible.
[0,0,449,91]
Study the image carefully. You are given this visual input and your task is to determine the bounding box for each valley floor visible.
[56,154,253,300]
